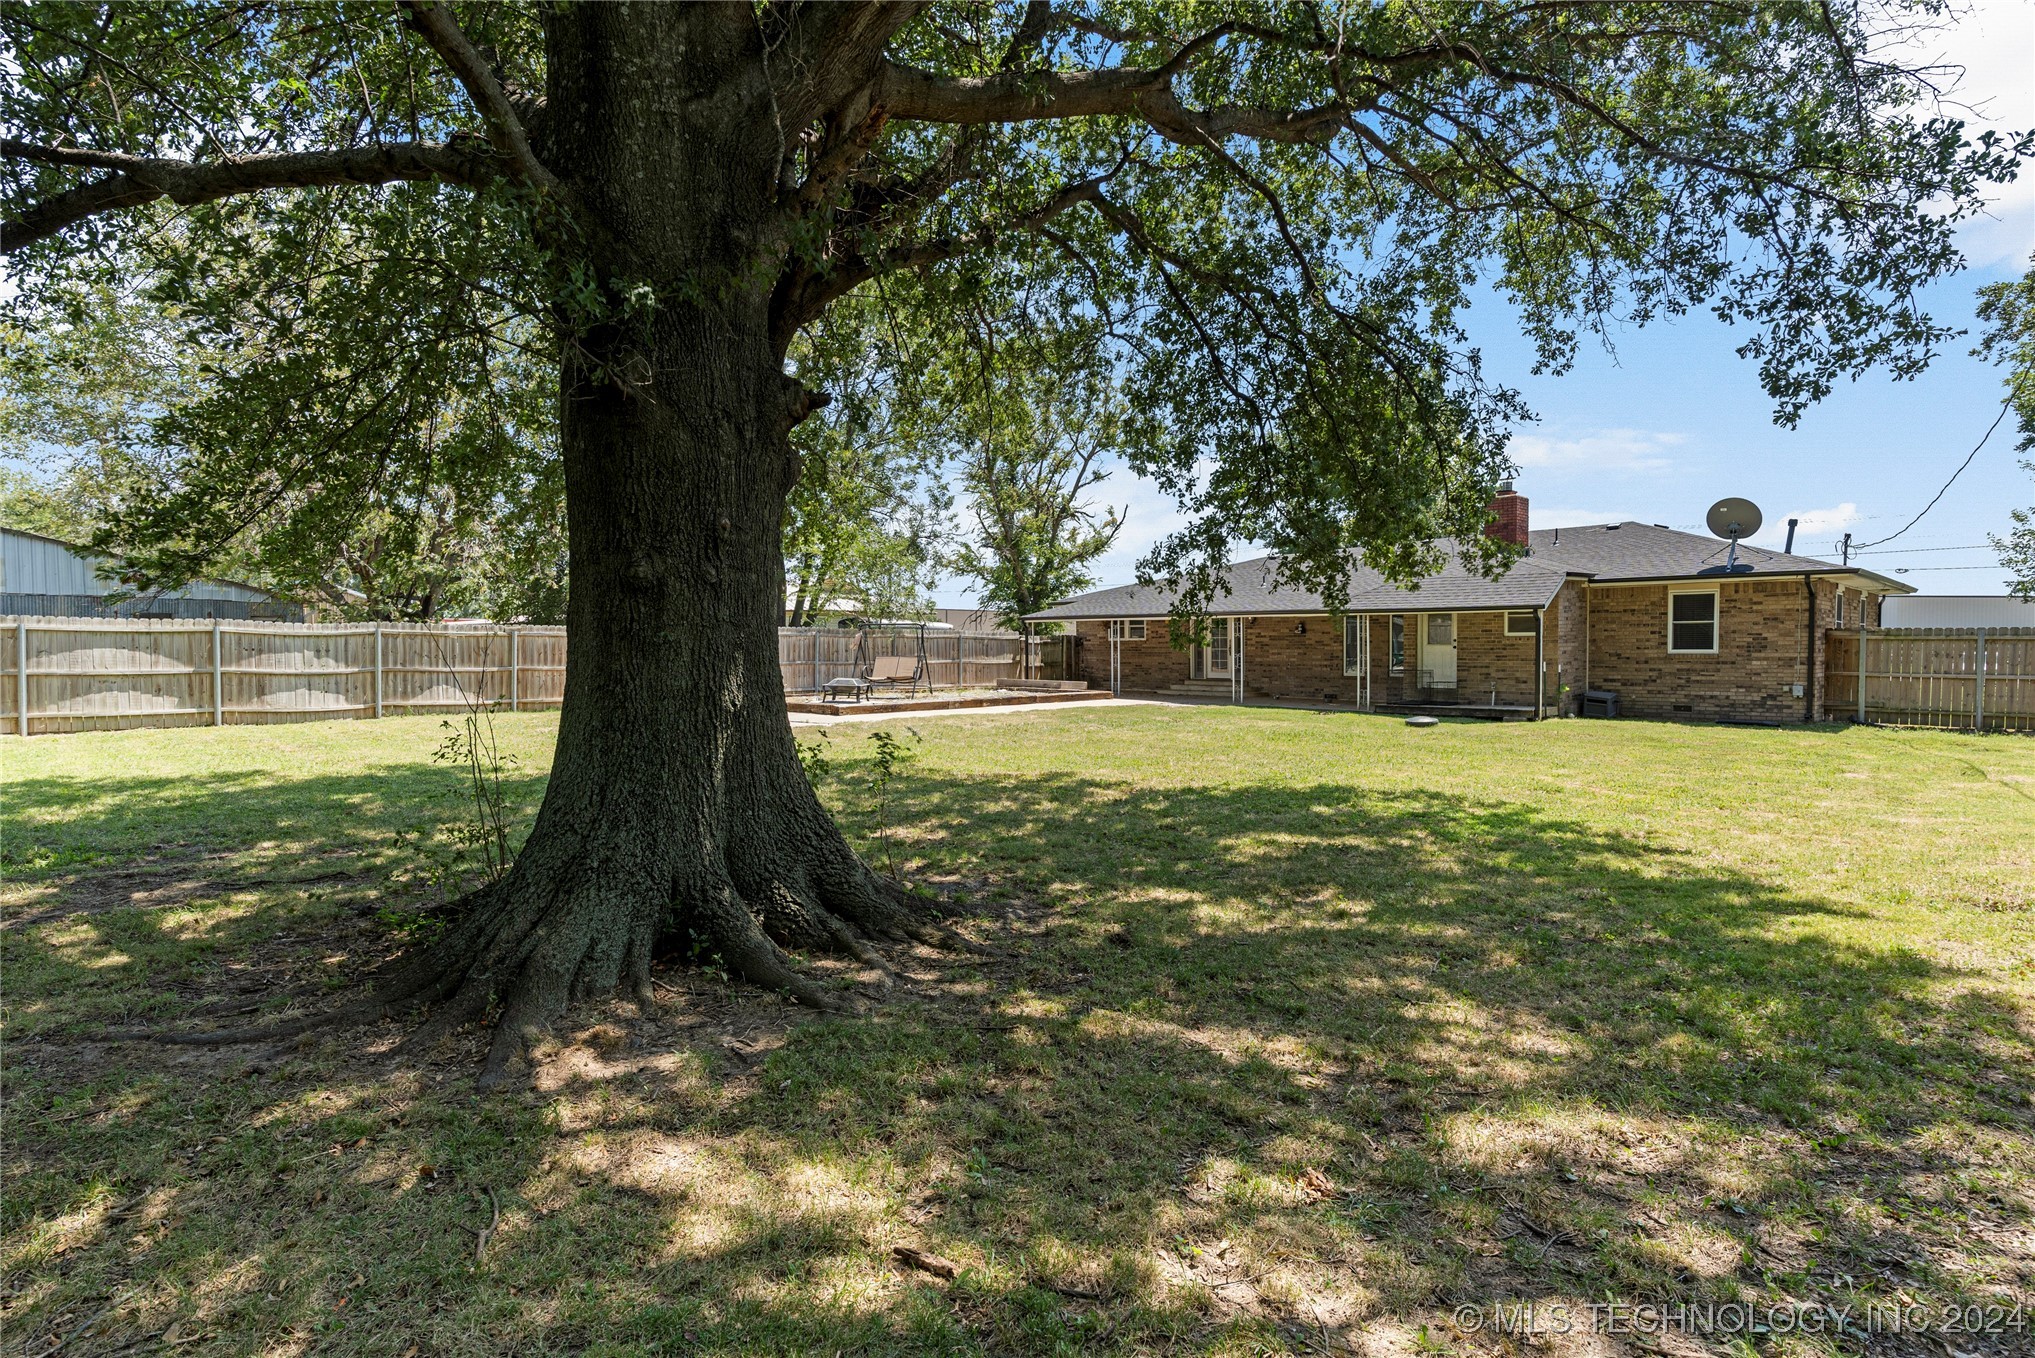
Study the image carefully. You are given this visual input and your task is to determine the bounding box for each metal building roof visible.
[1881,594,2035,628]
[0,526,280,602]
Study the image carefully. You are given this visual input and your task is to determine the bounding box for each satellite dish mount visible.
[1700,498,1763,575]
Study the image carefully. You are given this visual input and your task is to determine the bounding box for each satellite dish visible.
[1699,497,1762,575]
[1706,497,1763,541]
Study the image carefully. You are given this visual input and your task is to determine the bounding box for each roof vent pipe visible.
[1784,518,1798,554]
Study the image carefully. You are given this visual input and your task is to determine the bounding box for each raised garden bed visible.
[784,687,1107,716]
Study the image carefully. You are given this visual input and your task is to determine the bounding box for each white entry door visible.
[1420,613,1457,688]
[1204,617,1232,677]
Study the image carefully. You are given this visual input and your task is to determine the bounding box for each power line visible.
[1886,564,2010,573]
[1852,394,2014,551]
[1854,543,1995,555]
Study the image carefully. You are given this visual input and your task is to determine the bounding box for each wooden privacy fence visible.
[775,626,1023,694]
[1824,627,2035,733]
[0,618,566,737]
[0,618,1030,735]
[1029,633,1078,682]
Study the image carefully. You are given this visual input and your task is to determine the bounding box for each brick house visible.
[1024,488,1912,723]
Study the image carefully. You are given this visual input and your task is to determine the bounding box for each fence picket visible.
[1825,627,2035,733]
[2,618,1027,735]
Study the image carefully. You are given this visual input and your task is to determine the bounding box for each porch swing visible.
[857,622,929,697]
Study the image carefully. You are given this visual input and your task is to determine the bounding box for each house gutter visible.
[1584,566,1910,593]
[1803,573,1816,723]
[1534,605,1546,720]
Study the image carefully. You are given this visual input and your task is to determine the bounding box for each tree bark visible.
[362,5,936,1086]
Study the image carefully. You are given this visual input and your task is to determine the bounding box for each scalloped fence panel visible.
[0,618,566,737]
[2,619,1027,735]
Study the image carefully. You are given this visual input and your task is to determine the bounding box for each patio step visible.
[1161,678,1239,697]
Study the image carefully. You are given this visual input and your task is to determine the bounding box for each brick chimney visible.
[1486,481,1529,547]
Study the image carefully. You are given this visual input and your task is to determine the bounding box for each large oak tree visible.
[4,1,2021,1083]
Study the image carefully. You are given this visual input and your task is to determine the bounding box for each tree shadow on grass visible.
[5,762,2032,1355]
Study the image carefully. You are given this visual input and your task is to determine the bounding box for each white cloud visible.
[1878,0,2035,268]
[1751,502,1862,552]
[1532,507,1650,529]
[1509,428,1686,472]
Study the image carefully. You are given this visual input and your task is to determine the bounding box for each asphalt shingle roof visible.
[1025,551,1570,621]
[1022,521,1907,622]
[1524,521,1901,583]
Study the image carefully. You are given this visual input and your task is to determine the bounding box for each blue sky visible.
[934,0,2035,606]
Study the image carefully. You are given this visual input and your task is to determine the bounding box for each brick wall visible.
[1080,611,1550,707]
[1071,619,1190,692]
[1450,609,1542,707]
[1553,579,1588,715]
[1830,584,1883,630]
[1584,578,1821,723]
[1240,615,1365,702]
[1243,610,1551,709]
[1068,575,1888,720]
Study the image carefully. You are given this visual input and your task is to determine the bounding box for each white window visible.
[1108,619,1146,640]
[1504,610,1537,636]
[1389,616,1406,673]
[1343,616,1364,675]
[1667,589,1718,654]
[1836,592,1847,627]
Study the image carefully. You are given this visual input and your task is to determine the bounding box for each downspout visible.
[1803,573,1816,723]
[1534,605,1545,719]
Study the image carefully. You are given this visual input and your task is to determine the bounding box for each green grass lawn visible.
[5,707,2033,1356]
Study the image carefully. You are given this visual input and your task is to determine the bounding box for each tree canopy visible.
[781,293,951,626]
[1,270,568,619]
[7,2,2023,618]
[1977,254,2035,599]
[5,2,2029,1074]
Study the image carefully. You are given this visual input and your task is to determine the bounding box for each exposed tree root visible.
[120,842,960,1090]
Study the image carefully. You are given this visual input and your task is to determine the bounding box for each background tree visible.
[943,316,1129,628]
[0,277,186,545]
[3,264,570,620]
[0,465,100,541]
[1977,255,2035,599]
[4,1,2022,1083]
[783,298,948,626]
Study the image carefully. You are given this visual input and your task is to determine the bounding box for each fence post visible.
[211,618,224,726]
[1857,629,1868,724]
[15,619,27,738]
[373,623,384,719]
[1974,629,1987,733]
[509,627,520,712]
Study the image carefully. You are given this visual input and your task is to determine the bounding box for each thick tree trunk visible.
[360,6,936,1085]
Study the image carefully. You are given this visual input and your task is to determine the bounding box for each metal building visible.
[0,526,301,620]
[1881,594,2035,629]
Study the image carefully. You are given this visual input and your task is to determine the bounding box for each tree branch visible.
[876,61,1357,145]
[775,1,924,129]
[397,0,559,193]
[770,172,1111,352]
[1000,1,1055,70]
[1,139,500,252]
